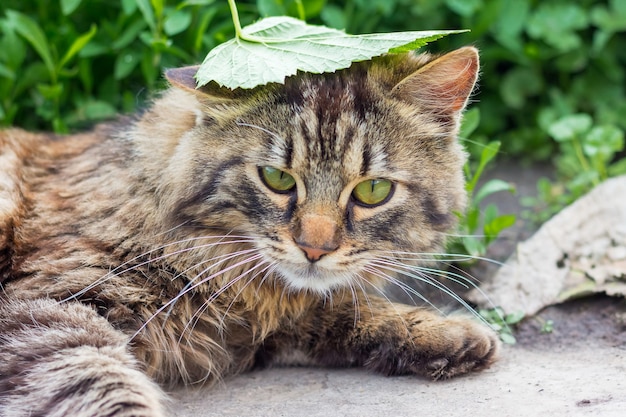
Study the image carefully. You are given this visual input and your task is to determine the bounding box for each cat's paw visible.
[413,316,500,380]
[414,319,500,380]
[364,314,499,380]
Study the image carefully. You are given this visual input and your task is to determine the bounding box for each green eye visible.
[352,179,393,206]
[260,166,296,193]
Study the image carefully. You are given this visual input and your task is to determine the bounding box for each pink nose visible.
[295,242,337,262]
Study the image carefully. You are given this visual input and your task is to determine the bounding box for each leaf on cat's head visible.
[391,46,479,115]
[195,16,467,90]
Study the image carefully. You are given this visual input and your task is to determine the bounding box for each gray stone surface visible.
[169,342,625,416]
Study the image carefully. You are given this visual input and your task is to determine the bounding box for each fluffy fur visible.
[0,47,498,416]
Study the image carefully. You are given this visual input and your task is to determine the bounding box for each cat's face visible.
[160,47,478,293]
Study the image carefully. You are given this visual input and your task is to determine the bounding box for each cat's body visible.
[0,47,497,416]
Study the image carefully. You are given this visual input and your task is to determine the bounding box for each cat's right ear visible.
[165,66,200,93]
[165,66,239,100]
[391,47,479,119]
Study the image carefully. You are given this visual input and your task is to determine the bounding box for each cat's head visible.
[152,47,478,294]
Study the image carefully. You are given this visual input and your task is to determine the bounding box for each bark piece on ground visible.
[468,175,626,316]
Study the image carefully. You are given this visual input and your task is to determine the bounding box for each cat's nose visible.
[295,242,338,262]
[293,213,341,262]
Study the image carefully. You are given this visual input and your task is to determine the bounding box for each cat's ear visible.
[165,66,240,100]
[165,66,200,92]
[391,47,479,116]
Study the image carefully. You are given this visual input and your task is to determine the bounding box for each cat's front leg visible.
[0,298,165,417]
[261,295,499,380]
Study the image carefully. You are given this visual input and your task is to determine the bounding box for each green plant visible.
[537,317,554,334]
[479,307,525,344]
[523,113,625,223]
[1,0,240,131]
[448,108,517,260]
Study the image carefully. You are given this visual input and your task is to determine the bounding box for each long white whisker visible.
[363,266,442,314]
[378,264,489,325]
[131,253,264,341]
[357,273,413,331]
[380,250,505,266]
[161,247,260,320]
[180,259,271,345]
[369,260,483,322]
[62,235,256,302]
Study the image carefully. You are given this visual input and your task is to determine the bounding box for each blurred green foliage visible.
[1,0,625,220]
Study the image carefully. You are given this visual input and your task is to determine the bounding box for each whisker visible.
[163,250,262,318]
[357,273,415,332]
[131,253,264,341]
[378,250,505,266]
[369,260,484,323]
[179,259,272,345]
[363,266,442,313]
[62,235,257,302]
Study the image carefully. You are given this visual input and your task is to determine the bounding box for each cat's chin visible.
[275,263,354,294]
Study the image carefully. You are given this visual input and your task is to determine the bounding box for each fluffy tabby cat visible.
[0,46,498,416]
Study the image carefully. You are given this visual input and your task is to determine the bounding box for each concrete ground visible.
[169,296,626,417]
[169,163,626,416]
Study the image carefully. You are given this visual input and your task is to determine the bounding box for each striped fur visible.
[0,47,497,416]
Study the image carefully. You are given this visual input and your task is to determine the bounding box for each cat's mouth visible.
[273,258,356,293]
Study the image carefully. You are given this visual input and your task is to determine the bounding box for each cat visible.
[0,46,498,417]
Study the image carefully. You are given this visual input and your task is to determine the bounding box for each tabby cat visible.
[0,46,498,416]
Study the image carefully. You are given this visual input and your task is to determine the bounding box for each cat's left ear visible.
[391,46,479,117]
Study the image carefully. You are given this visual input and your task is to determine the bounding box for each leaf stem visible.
[295,0,306,21]
[573,136,600,186]
[227,0,244,39]
[226,0,274,43]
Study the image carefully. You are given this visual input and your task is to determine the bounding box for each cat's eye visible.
[352,179,394,207]
[260,166,296,193]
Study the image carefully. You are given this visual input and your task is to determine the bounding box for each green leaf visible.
[484,214,516,239]
[136,0,157,31]
[474,179,515,204]
[61,0,82,15]
[114,52,140,80]
[196,16,466,89]
[583,125,624,158]
[320,4,346,29]
[0,22,26,70]
[151,0,165,20]
[164,10,192,36]
[500,67,543,109]
[178,0,216,6]
[459,107,480,139]
[0,62,15,79]
[121,0,138,15]
[5,10,55,81]
[527,3,588,52]
[504,311,525,325]
[608,157,626,177]
[36,83,63,100]
[446,0,483,17]
[548,114,593,142]
[59,24,97,69]
[461,236,485,257]
[257,0,287,16]
[480,141,501,167]
[499,332,516,345]
[83,100,117,120]
[466,141,501,193]
[112,19,147,50]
